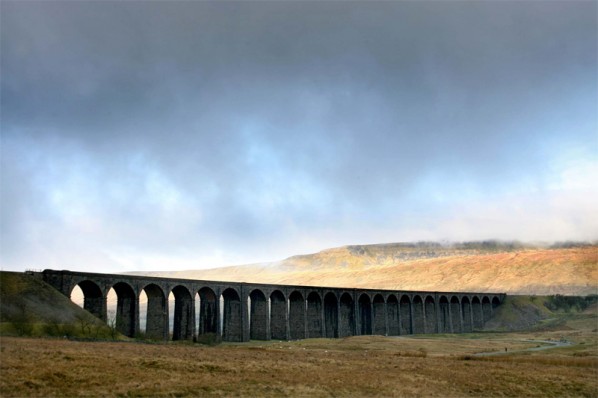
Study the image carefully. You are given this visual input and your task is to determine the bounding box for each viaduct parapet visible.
[40,269,505,342]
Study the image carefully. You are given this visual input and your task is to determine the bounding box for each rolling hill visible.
[133,242,598,295]
[0,271,113,338]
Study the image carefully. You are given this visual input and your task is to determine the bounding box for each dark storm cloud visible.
[1,1,596,270]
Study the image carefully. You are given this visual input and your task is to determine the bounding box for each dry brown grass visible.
[457,354,598,368]
[142,246,598,296]
[1,334,596,397]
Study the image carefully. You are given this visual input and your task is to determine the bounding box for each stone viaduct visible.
[41,269,505,342]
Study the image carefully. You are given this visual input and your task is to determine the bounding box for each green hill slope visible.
[0,271,112,338]
[485,294,598,332]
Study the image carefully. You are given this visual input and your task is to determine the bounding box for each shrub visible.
[545,295,598,312]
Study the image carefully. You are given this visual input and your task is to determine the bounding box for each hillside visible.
[0,271,112,337]
[134,243,598,295]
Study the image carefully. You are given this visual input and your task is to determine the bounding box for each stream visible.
[474,339,573,357]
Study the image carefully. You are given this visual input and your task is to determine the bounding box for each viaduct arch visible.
[41,269,505,342]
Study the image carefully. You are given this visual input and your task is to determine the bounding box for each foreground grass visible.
[1,333,597,397]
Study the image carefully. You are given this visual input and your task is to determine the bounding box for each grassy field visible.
[1,330,597,397]
[2,296,596,397]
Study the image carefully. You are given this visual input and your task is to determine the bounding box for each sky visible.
[1,1,597,273]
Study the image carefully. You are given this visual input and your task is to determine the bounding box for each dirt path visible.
[474,339,573,357]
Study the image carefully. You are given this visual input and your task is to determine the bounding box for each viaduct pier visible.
[40,269,505,342]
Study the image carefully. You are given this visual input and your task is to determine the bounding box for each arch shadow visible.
[307,292,323,338]
[142,284,167,340]
[172,285,194,341]
[289,291,305,340]
[223,288,243,342]
[112,282,136,337]
[324,292,338,338]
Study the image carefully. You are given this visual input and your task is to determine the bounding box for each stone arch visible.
[142,283,167,340]
[412,295,425,334]
[112,282,137,337]
[249,289,268,340]
[324,292,338,338]
[358,293,371,336]
[307,292,323,338]
[473,296,484,329]
[71,280,106,321]
[424,295,436,334]
[289,291,306,340]
[450,296,461,333]
[461,296,473,332]
[270,290,286,340]
[222,288,243,342]
[482,296,492,324]
[386,294,399,336]
[198,287,218,335]
[171,285,194,341]
[400,295,412,335]
[438,295,450,334]
[340,293,355,337]
[372,294,386,336]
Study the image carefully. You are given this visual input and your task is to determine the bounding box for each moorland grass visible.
[1,333,596,397]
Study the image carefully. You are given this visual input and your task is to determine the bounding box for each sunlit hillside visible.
[133,243,598,295]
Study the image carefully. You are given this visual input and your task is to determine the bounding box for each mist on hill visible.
[130,241,598,296]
